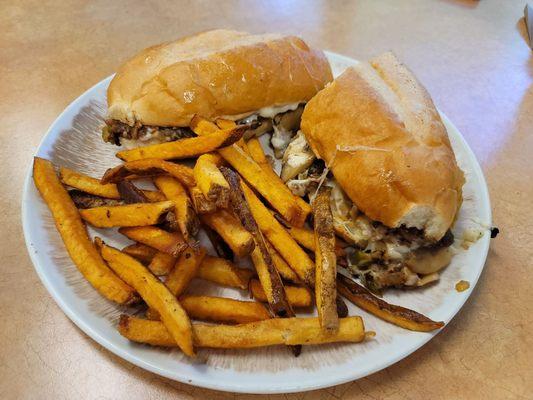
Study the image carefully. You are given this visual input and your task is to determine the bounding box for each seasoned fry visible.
[241,182,315,285]
[33,158,137,305]
[190,186,217,214]
[116,180,149,203]
[154,176,199,240]
[197,256,254,289]
[286,224,346,257]
[203,225,234,260]
[337,274,444,332]
[165,247,206,296]
[249,280,312,308]
[194,154,230,208]
[119,315,366,348]
[60,166,121,198]
[200,210,254,258]
[100,244,194,356]
[190,116,311,226]
[246,137,293,195]
[122,243,158,264]
[101,159,195,188]
[79,201,174,228]
[265,240,300,282]
[68,190,123,209]
[116,124,247,161]
[147,248,206,320]
[313,186,339,332]
[147,251,176,276]
[221,167,293,318]
[119,226,186,257]
[180,295,271,324]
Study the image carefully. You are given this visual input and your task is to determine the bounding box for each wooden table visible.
[1,0,531,398]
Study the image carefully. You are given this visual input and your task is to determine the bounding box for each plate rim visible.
[21,50,492,394]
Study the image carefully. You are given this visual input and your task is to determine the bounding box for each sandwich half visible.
[102,29,333,148]
[292,52,464,291]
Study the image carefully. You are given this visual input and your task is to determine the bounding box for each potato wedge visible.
[119,226,186,257]
[122,243,158,264]
[100,244,194,356]
[101,159,195,188]
[119,315,366,348]
[249,280,312,308]
[200,210,254,258]
[197,256,254,289]
[190,186,217,214]
[180,295,270,324]
[154,176,199,240]
[79,201,174,228]
[241,182,315,285]
[313,186,339,332]
[194,154,230,208]
[337,274,444,332]
[33,158,137,304]
[190,116,311,226]
[116,124,247,161]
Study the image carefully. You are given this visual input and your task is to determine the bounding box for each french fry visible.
[249,280,312,308]
[32,158,137,305]
[119,315,367,348]
[337,274,444,332]
[119,226,186,257]
[101,159,195,188]
[116,124,247,161]
[246,137,294,195]
[203,225,234,260]
[265,240,300,283]
[200,210,254,258]
[220,167,293,318]
[197,256,254,289]
[154,176,199,240]
[194,154,230,208]
[100,243,194,356]
[60,167,165,201]
[79,201,174,228]
[286,224,346,257]
[190,116,311,226]
[147,247,206,320]
[116,180,149,203]
[313,186,339,332]
[180,295,271,324]
[147,251,176,276]
[190,186,217,214]
[241,182,315,285]
[122,243,158,264]
[60,167,121,198]
[165,247,206,296]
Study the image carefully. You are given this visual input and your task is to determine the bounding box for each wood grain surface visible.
[1,0,532,398]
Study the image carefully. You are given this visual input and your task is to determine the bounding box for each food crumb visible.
[455,280,470,292]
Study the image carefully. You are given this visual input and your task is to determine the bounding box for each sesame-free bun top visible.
[301,52,464,241]
[107,29,333,127]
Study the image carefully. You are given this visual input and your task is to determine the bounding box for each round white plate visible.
[22,52,492,394]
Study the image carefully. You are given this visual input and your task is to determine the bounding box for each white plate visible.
[21,52,492,394]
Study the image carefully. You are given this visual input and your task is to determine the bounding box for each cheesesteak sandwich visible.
[102,29,333,148]
[291,52,465,292]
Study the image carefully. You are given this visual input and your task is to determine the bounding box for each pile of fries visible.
[33,116,443,358]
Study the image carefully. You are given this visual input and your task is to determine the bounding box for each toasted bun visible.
[107,29,332,127]
[301,52,464,240]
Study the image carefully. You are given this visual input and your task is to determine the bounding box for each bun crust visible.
[107,30,333,127]
[301,52,464,240]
